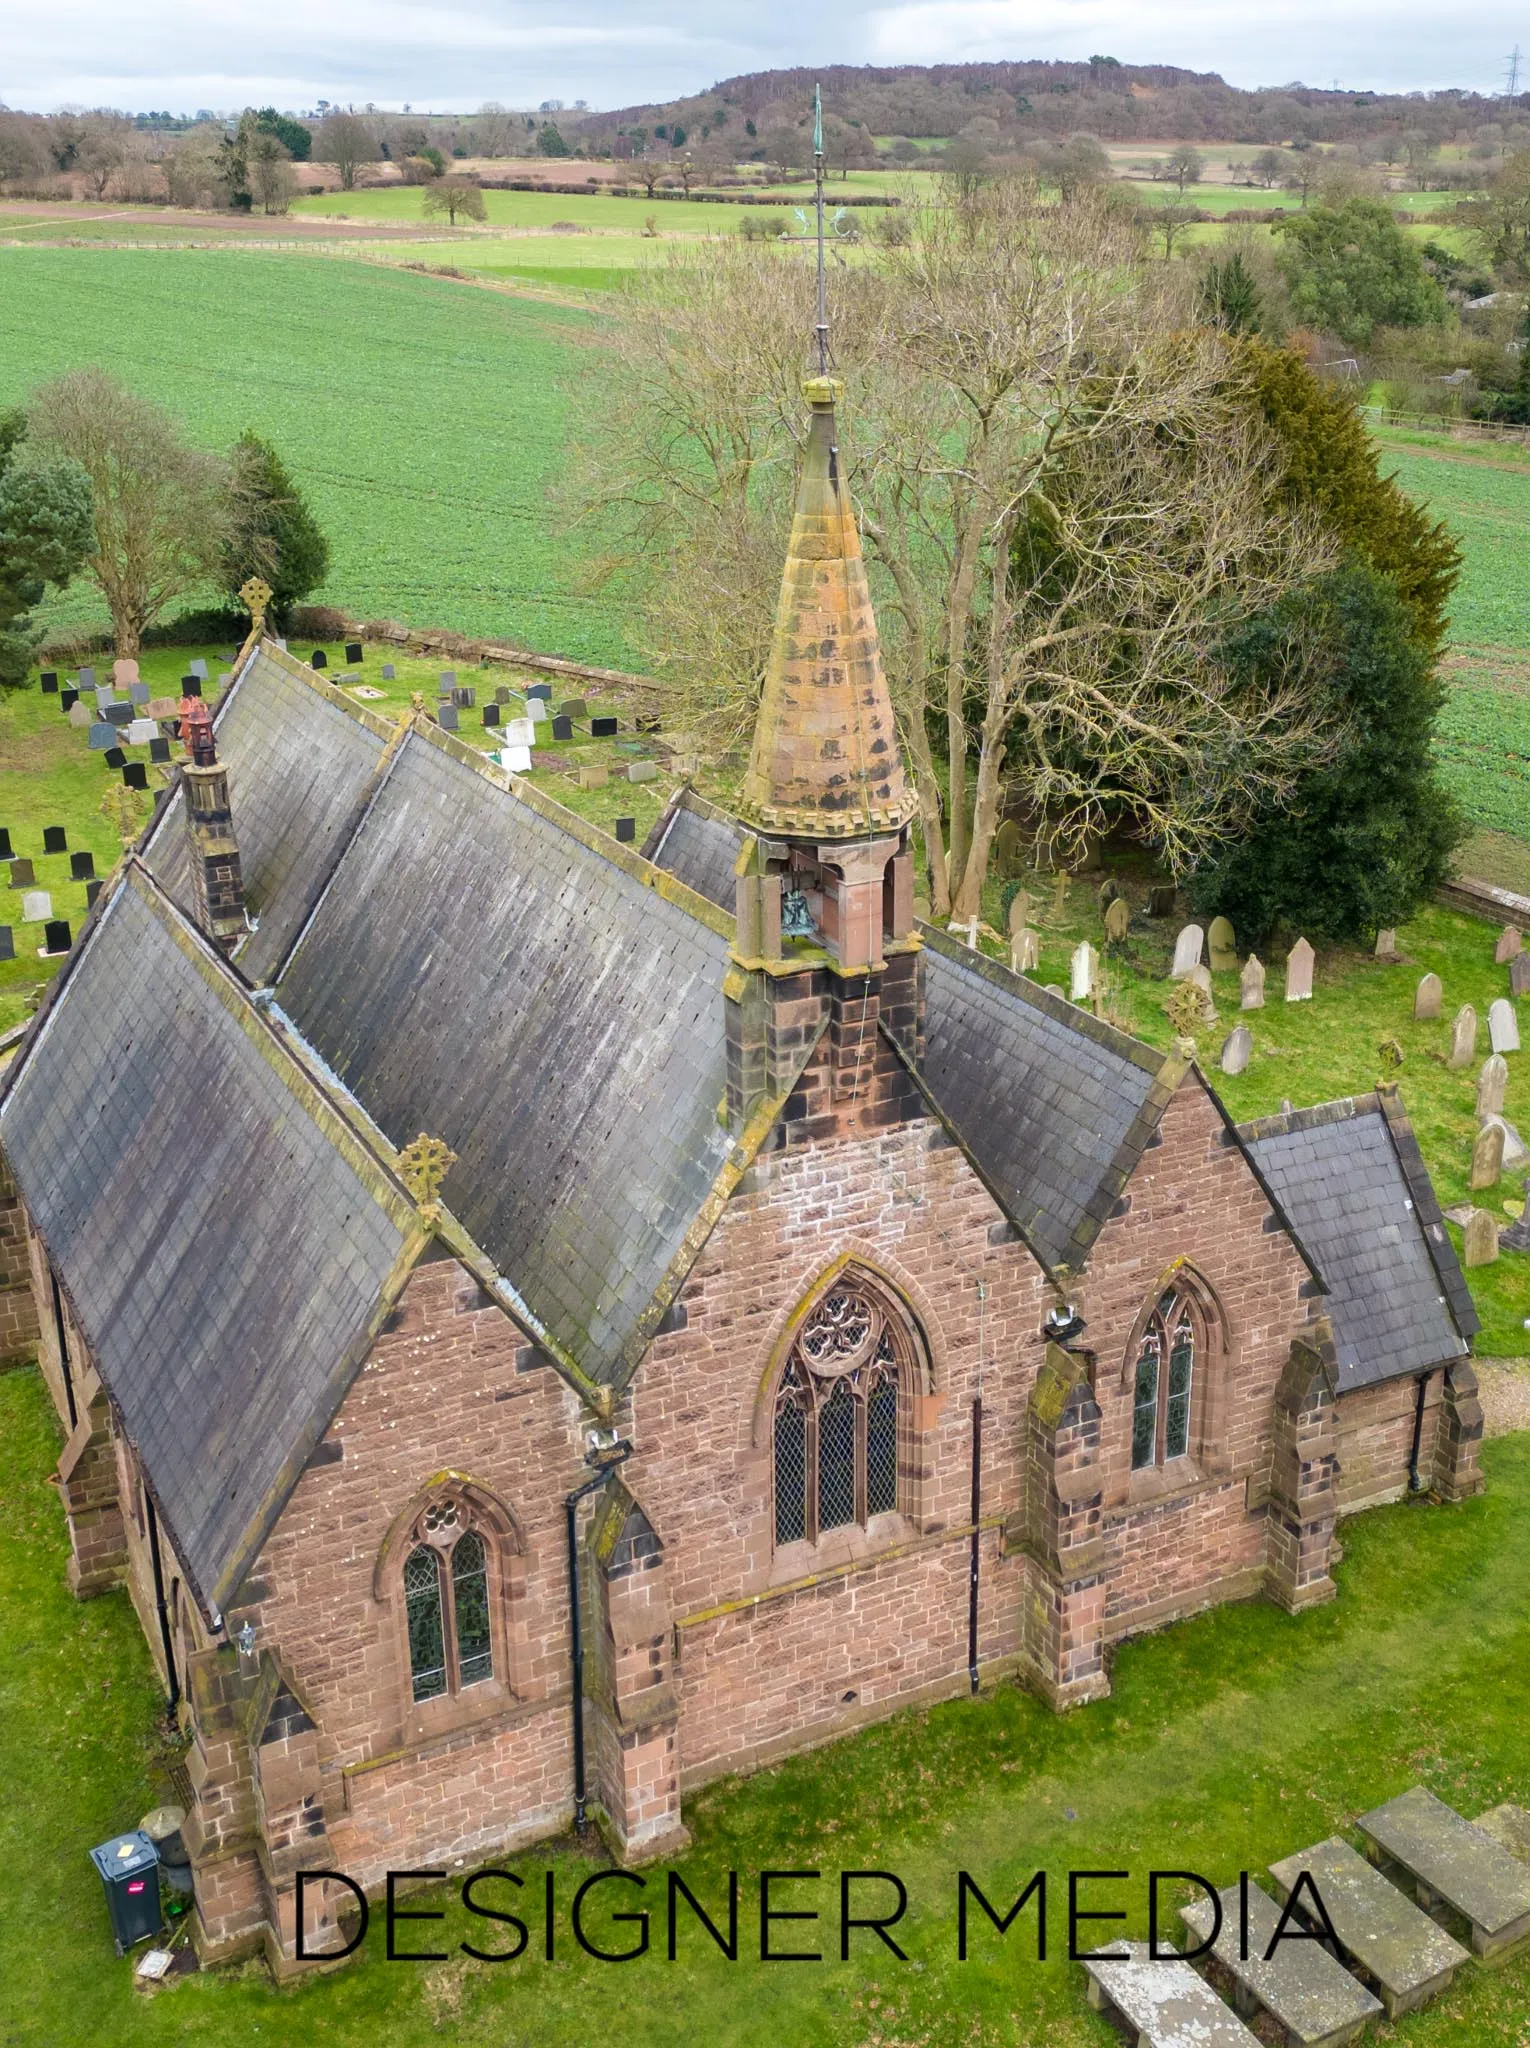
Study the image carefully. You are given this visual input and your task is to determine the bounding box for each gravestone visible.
[1285,937,1315,1002]
[311,649,327,669]
[636,715,662,735]
[1415,972,1443,1021]
[38,671,57,691]
[1359,1786,1530,1961]
[105,748,126,771]
[1376,927,1398,958]
[41,919,70,956]
[1513,952,1530,999]
[0,928,11,962]
[1489,997,1520,1053]
[40,826,65,856]
[627,760,659,785]
[122,763,148,790]
[67,702,91,730]
[126,720,157,746]
[1170,924,1204,978]
[1103,896,1130,944]
[111,657,139,688]
[130,682,149,705]
[1465,1209,1500,1267]
[1220,1023,1252,1076]
[181,677,202,698]
[1008,889,1032,938]
[452,685,476,708]
[436,704,459,733]
[993,818,1023,876]
[381,663,397,681]
[1010,930,1040,974]
[21,890,51,923]
[69,852,94,883]
[60,689,77,713]
[1478,1054,1509,1121]
[1495,925,1523,964]
[559,697,588,719]
[615,817,636,844]
[527,699,548,724]
[551,716,574,742]
[527,683,552,701]
[8,859,33,889]
[1188,962,1216,1013]
[1483,1114,1528,1171]
[345,641,364,665]
[1240,955,1265,1011]
[0,830,9,860]
[1471,1122,1505,1191]
[188,658,208,680]
[1208,915,1237,972]
[500,744,533,773]
[494,685,512,705]
[85,880,102,907]
[94,686,115,712]
[149,738,170,764]
[146,697,179,719]
[578,763,609,790]
[77,666,95,688]
[1070,941,1096,1001]
[482,704,501,727]
[1097,876,1122,913]
[591,716,619,738]
[503,718,536,746]
[1448,1005,1478,1068]
[104,702,133,728]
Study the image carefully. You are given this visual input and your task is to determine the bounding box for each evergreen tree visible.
[1199,253,1262,334]
[1274,196,1447,345]
[255,107,312,161]
[222,431,329,621]
[0,410,93,691]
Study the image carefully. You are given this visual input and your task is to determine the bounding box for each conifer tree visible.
[0,409,93,690]
[222,431,330,622]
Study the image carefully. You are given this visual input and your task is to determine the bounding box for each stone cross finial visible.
[239,575,273,632]
[398,1132,458,1219]
[100,783,146,850]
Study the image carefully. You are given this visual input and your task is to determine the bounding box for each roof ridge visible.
[1372,1083,1480,1345]
[1236,1093,1379,1142]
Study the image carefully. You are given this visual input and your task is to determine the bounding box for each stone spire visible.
[737,376,916,842]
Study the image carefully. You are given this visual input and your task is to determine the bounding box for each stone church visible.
[0,373,1483,1976]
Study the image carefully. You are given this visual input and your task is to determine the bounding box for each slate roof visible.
[1240,1094,1475,1392]
[916,925,1178,1273]
[275,727,736,1385]
[641,789,742,912]
[0,868,417,1613]
[144,642,392,985]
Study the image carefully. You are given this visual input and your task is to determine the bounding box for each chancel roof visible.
[0,868,419,1615]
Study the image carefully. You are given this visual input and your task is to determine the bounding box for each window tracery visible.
[1130,1289,1197,1471]
[773,1284,908,1547]
[401,1496,497,1703]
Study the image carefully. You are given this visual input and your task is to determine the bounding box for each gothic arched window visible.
[402,1497,496,1703]
[1130,1288,1197,1471]
[773,1284,909,1547]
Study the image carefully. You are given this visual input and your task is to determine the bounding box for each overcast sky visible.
[7,0,1527,115]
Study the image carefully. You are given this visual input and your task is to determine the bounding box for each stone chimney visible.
[179,696,247,955]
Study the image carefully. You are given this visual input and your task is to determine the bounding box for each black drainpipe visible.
[967,1395,983,1694]
[565,1442,632,1832]
[49,1270,76,1432]
[1407,1370,1433,1494]
[144,1494,181,1715]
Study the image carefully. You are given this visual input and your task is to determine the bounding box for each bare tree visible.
[1463,148,1530,283]
[28,370,229,658]
[1164,144,1204,194]
[1251,148,1286,189]
[421,175,486,225]
[75,113,132,200]
[1152,199,1200,258]
[250,133,295,214]
[314,111,377,191]
[572,178,1336,916]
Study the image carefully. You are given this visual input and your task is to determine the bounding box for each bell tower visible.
[179,694,248,956]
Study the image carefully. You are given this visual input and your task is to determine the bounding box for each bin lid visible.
[89,1830,160,1884]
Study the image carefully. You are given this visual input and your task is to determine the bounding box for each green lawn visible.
[0,247,632,666]
[3,1359,1527,2047]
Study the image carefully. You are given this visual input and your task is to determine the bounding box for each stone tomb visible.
[1084,1943,1259,2048]
[1359,1785,1530,1960]
[1181,1881,1382,2048]
[1488,998,1519,1054]
[1171,924,1204,978]
[1208,914,1237,971]
[1268,1837,1468,2019]
[1448,1006,1478,1070]
[1285,938,1315,1003]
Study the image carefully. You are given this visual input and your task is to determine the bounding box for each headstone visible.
[311,649,327,669]
[551,715,574,742]
[69,851,95,883]
[381,663,396,681]
[591,716,619,738]
[1464,1209,1500,1267]
[436,704,458,733]
[38,670,57,691]
[60,688,78,712]
[1220,1023,1252,1076]
[1007,889,1032,938]
[615,817,636,844]
[126,719,157,746]
[345,641,364,665]
[122,763,148,790]
[1186,962,1217,1017]
[0,928,12,962]
[104,702,133,728]
[627,760,659,785]
[85,880,102,908]
[1477,1054,1509,1121]
[0,830,9,860]
[637,715,663,735]
[1070,941,1096,1001]
[503,718,536,746]
[1375,927,1398,959]
[578,763,609,790]
[1284,937,1315,1002]
[1471,1122,1505,1191]
[41,919,70,956]
[452,685,476,708]
[111,657,139,688]
[188,658,208,681]
[1512,952,1530,999]
[527,683,552,701]
[1448,1005,1478,1069]
[527,699,548,724]
[42,825,66,854]
[1103,896,1130,944]
[1010,930,1040,974]
[559,697,588,718]
[130,682,150,705]
[1170,924,1204,978]
[1240,955,1265,1010]
[8,859,34,889]
[500,745,533,773]
[181,677,202,698]
[67,702,91,729]
[21,890,51,923]
[494,685,512,705]
[94,685,115,712]
[1097,876,1122,913]
[1415,973,1443,1021]
[1148,884,1176,918]
[77,665,95,688]
[105,747,126,771]
[482,703,501,727]
[438,670,456,692]
[1489,998,1520,1053]
[149,737,170,764]
[1495,925,1523,964]
[1208,915,1237,971]
[1483,1114,1529,1171]
[146,697,179,719]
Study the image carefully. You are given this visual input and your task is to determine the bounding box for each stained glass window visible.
[452,1531,493,1688]
[1165,1315,1195,1461]
[772,1286,913,1547]
[1131,1331,1160,1470]
[818,1376,858,1533]
[404,1544,447,1702]
[1131,1291,1197,1470]
[866,1360,898,1517]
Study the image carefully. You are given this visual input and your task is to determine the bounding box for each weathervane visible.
[782,85,853,374]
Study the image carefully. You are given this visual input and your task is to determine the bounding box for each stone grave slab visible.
[1170,924,1204,978]
[499,745,532,774]
[1471,1123,1504,1190]
[578,763,609,790]
[104,747,125,771]
[180,676,202,698]
[1104,896,1130,944]
[560,697,588,718]
[1268,1835,1469,2018]
[88,718,115,748]
[126,719,157,746]
[627,760,659,784]
[1084,1941,1258,2047]
[1513,953,1530,999]
[1241,956,1265,1011]
[60,688,77,713]
[187,658,208,680]
[494,685,512,704]
[1447,1006,1477,1070]
[38,670,57,691]
[437,670,456,692]
[111,657,139,688]
[85,880,102,908]
[104,702,133,729]
[482,703,501,727]
[21,890,51,924]
[1376,927,1398,959]
[1489,998,1519,1054]
[149,738,170,764]
[310,649,328,669]
[1182,1880,1382,2048]
[8,859,33,889]
[0,927,12,962]
[1148,884,1176,917]
[94,685,115,712]
[1285,937,1315,1003]
[1472,1804,1530,1867]
[1464,1209,1499,1266]
[503,718,536,747]
[527,698,548,723]
[42,825,64,855]
[1415,973,1443,1021]
[146,697,180,720]
[67,702,91,730]
[1360,1786,1530,1959]
[1221,1024,1252,1076]
[591,715,619,737]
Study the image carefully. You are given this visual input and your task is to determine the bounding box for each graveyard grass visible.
[2,1359,1528,2048]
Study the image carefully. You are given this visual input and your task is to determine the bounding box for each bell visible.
[781,888,816,939]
